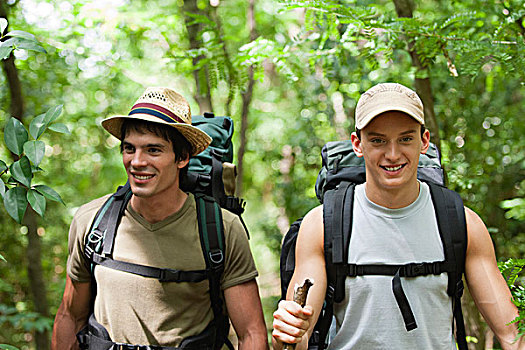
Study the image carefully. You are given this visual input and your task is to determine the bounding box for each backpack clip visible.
[159,269,181,283]
[209,249,224,265]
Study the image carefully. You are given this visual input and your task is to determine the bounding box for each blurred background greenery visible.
[0,0,523,349]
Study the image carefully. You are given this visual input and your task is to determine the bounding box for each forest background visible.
[0,0,523,349]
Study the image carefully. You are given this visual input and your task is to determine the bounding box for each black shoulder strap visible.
[194,193,232,349]
[314,182,355,349]
[427,182,468,350]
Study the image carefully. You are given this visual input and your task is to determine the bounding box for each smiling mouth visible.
[381,164,406,171]
[133,174,154,180]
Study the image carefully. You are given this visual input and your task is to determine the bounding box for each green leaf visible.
[23,140,45,166]
[9,156,32,187]
[0,181,5,198]
[29,114,47,140]
[4,187,28,224]
[33,185,64,205]
[0,344,20,350]
[15,39,46,53]
[0,46,13,60]
[44,105,63,124]
[4,118,28,155]
[48,123,70,134]
[0,160,7,174]
[0,253,6,263]
[6,30,36,41]
[27,189,45,217]
[0,18,7,35]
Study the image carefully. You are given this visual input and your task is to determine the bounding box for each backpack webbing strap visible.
[195,194,232,350]
[91,253,208,282]
[102,182,132,257]
[210,149,226,208]
[331,181,352,264]
[427,182,467,350]
[392,269,417,331]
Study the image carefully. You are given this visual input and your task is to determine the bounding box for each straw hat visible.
[101,87,212,156]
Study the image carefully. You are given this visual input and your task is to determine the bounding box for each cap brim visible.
[101,114,212,156]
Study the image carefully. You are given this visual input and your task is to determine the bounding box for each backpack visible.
[79,113,245,350]
[280,140,468,350]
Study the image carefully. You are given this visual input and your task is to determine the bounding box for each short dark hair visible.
[120,119,192,180]
[355,124,426,140]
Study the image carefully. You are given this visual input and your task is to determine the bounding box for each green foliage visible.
[1,106,68,223]
[0,19,46,60]
[498,259,525,337]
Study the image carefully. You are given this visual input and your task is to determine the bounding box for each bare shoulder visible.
[296,205,324,254]
[464,206,494,255]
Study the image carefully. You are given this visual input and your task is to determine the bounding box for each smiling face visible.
[122,129,189,201]
[351,111,430,206]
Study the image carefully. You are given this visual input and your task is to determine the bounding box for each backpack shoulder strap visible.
[313,182,355,349]
[194,193,232,349]
[427,182,468,350]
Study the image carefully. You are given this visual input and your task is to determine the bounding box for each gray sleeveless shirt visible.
[328,182,456,350]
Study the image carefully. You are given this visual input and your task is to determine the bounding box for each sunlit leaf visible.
[4,118,28,155]
[33,185,64,205]
[9,156,32,187]
[15,39,46,53]
[0,253,6,263]
[0,345,19,350]
[23,140,45,166]
[0,181,5,198]
[0,160,7,174]
[0,46,12,60]
[27,189,46,217]
[29,114,47,140]
[6,30,36,40]
[48,123,70,134]
[0,18,7,35]
[4,187,28,224]
[43,105,63,124]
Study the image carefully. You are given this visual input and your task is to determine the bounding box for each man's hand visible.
[272,300,314,349]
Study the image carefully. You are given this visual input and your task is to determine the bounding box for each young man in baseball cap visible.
[272,83,522,349]
[52,87,268,349]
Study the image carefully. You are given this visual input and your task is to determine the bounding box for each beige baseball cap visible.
[355,83,424,130]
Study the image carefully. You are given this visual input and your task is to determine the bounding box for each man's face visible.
[351,111,430,193]
[122,129,188,200]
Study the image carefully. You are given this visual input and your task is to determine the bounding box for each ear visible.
[420,128,431,154]
[177,154,190,169]
[351,132,364,158]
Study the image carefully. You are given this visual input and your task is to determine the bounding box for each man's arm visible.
[51,275,91,350]
[224,279,269,349]
[464,207,523,349]
[272,205,327,350]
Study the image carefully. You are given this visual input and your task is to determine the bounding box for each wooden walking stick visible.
[283,279,314,350]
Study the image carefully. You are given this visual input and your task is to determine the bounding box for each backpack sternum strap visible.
[345,261,449,277]
[91,253,208,283]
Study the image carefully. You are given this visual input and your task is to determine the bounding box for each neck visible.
[130,189,188,224]
[365,180,420,209]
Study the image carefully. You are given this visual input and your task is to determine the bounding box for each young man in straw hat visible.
[52,87,268,349]
[272,83,522,349]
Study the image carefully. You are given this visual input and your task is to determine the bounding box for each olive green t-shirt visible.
[67,193,258,346]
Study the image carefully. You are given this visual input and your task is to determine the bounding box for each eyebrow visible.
[122,141,167,148]
[366,129,418,137]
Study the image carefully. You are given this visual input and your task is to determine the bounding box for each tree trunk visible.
[235,0,257,197]
[392,0,441,148]
[1,2,50,348]
[183,0,213,114]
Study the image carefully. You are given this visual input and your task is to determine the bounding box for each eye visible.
[148,147,162,154]
[122,144,135,153]
[370,138,385,144]
[400,136,414,143]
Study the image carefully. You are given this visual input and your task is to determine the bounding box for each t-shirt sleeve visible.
[221,212,258,290]
[66,197,108,283]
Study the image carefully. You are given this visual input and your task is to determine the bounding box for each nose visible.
[385,142,400,162]
[130,150,147,168]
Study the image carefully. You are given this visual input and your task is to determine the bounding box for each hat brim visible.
[357,106,425,130]
[101,114,212,156]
